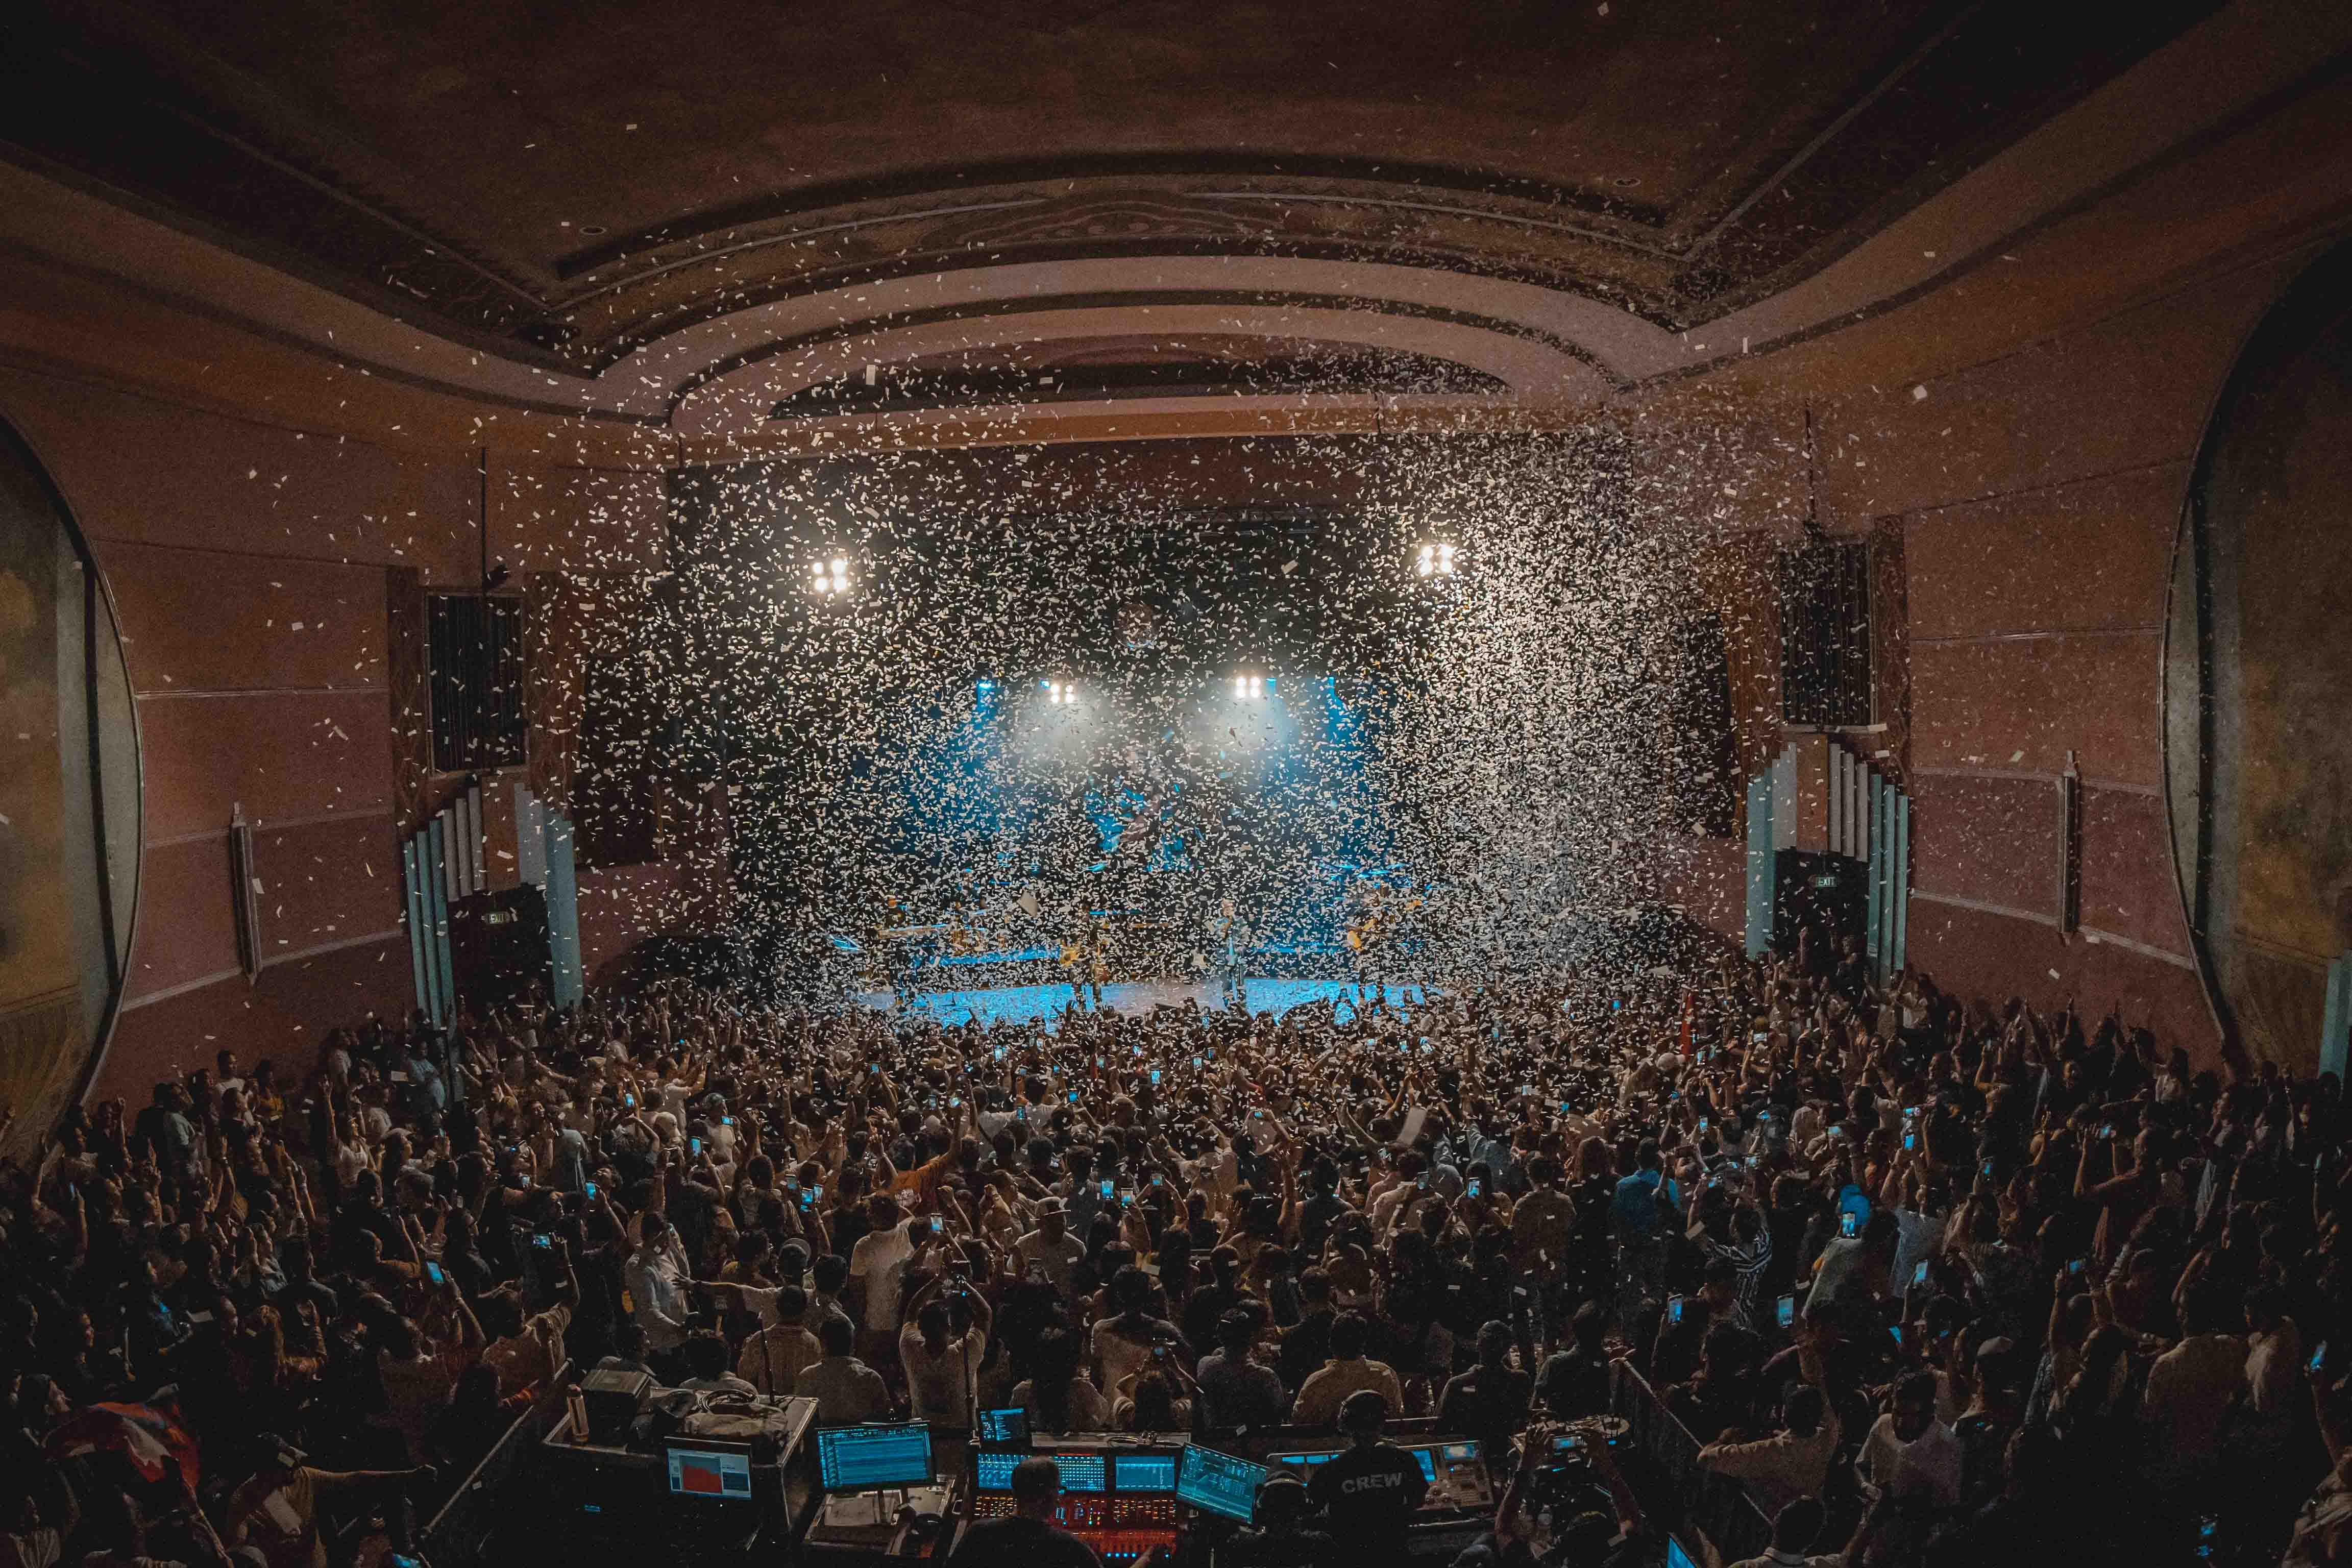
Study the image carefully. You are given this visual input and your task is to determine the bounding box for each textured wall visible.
[1787,255,2319,1058]
[0,365,676,1103]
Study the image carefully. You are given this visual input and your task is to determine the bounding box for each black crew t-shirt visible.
[1306,1442,1428,1540]
[944,1516,1103,1568]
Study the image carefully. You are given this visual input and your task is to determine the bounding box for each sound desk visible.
[967,1445,1183,1565]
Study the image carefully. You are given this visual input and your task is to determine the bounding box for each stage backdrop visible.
[0,416,137,1156]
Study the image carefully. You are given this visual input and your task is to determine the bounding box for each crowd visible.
[4,924,2350,1568]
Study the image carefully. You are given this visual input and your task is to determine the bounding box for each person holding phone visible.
[479,1235,579,1399]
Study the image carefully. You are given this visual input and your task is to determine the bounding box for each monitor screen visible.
[973,1452,1021,1494]
[1175,1445,1267,1524]
[816,1424,935,1492]
[1404,1448,1441,1484]
[1042,1452,1107,1493]
[1112,1454,1178,1494]
[1667,1536,1700,1568]
[1271,1451,1338,1475]
[667,1444,754,1501]
[976,1408,1030,1447]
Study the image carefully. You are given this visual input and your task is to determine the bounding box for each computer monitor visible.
[1111,1453,1179,1494]
[975,1407,1030,1448]
[973,1452,1021,1494]
[1667,1535,1701,1568]
[815,1423,935,1492]
[1041,1451,1107,1493]
[665,1440,755,1501]
[1270,1449,1339,1476]
[1174,1444,1267,1524]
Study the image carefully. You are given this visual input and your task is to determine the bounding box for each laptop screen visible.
[1175,1444,1267,1523]
[667,1445,754,1501]
[816,1424,935,1492]
[976,1407,1030,1446]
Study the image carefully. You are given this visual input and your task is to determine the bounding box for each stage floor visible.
[847,977,1429,1028]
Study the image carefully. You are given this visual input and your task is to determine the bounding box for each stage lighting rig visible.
[1414,541,1460,579]
[1044,679,1080,706]
[805,556,851,596]
[1232,672,1268,701]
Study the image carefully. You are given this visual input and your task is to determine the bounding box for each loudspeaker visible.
[1778,542,1872,727]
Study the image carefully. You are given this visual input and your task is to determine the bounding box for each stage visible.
[847,977,1430,1028]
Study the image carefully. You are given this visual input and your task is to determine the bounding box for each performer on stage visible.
[1213,896,1247,1011]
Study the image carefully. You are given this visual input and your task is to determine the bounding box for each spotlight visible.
[806,556,851,594]
[1414,541,1459,578]
[1047,680,1078,706]
[1233,672,1266,701]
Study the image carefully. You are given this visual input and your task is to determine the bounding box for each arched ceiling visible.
[0,0,2233,438]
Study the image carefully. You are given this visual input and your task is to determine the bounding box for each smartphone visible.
[2100,1123,2115,1138]
[1667,1296,1686,1326]
[949,1097,962,1109]
[1698,1117,1710,1134]
[994,1045,1007,1062]
[723,1116,734,1126]
[1610,1000,1622,1013]
[1117,1187,1135,1206]
[1775,1294,1796,1329]
[1152,1172,1163,1188]
[426,1261,446,1287]
[2313,1343,2330,1375]
[1751,1030,1768,1042]
[1016,1107,1027,1122]
[1828,1125,1845,1140]
[1099,1179,1115,1200]
[1840,1211,1859,1239]
[1559,1101,1573,1115]
[1067,1091,1080,1104]
[1912,1260,1930,1288]
[1904,1133,1918,1152]
[690,1137,701,1156]
[869,1064,879,1075]
[1890,1325,1904,1349]
[1417,1172,1431,1192]
[531,1233,553,1251]
[2068,1258,2085,1276]
[1467,1178,1483,1199]
[624,1094,636,1109]
[1981,1159,1996,1177]
[584,1181,598,1199]
[1150,1069,1162,1087]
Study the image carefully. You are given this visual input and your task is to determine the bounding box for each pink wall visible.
[0,364,676,1100]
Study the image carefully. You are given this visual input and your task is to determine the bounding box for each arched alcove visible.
[2168,241,2352,1071]
[0,416,138,1152]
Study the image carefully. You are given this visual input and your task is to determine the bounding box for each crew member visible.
[1306,1391,1427,1555]
[946,1455,1103,1567]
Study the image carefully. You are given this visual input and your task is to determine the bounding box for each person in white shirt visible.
[1699,1384,1842,1513]
[2142,1292,2248,1484]
[900,1273,992,1425]
[849,1200,918,1357]
[796,1316,892,1424]
[1727,1496,1847,1568]
[1855,1371,1963,1512]
[624,1212,695,1372]
[1012,1201,1087,1302]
